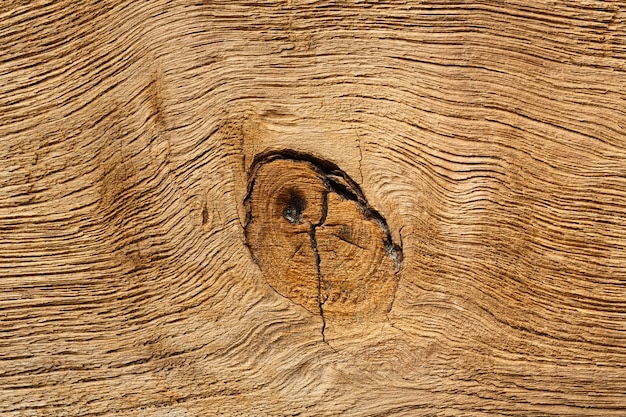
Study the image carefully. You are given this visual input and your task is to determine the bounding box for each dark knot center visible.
[283,190,306,224]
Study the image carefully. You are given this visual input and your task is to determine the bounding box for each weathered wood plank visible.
[1,1,625,415]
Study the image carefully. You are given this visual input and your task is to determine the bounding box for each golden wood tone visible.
[1,0,625,415]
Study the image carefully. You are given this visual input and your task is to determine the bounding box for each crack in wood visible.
[308,224,326,342]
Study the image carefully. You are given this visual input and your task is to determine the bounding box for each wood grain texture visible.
[1,0,625,415]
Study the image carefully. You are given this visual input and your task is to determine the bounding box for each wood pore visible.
[1,1,625,416]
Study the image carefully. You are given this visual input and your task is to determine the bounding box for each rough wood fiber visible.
[1,0,625,416]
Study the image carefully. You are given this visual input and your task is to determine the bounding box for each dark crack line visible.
[331,232,368,250]
[308,224,326,342]
[286,242,304,263]
[308,191,329,343]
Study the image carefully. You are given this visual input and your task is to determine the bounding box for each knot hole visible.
[282,190,306,224]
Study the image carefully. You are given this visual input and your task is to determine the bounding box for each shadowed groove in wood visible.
[1,0,625,415]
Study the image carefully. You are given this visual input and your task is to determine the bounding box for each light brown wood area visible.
[1,1,625,416]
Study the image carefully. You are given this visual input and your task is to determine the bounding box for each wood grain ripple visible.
[1,0,625,416]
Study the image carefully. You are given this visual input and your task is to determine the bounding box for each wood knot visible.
[282,190,306,224]
[245,152,402,337]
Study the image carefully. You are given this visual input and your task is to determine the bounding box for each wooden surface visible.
[1,1,625,415]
